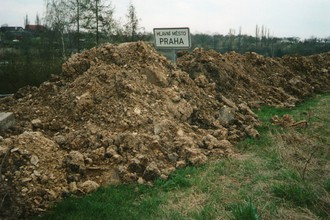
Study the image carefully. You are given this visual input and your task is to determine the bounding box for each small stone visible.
[84,157,93,164]
[22,177,32,183]
[201,135,233,150]
[189,153,208,166]
[65,151,86,174]
[80,180,100,193]
[219,106,235,126]
[176,160,186,168]
[30,154,39,165]
[168,153,178,162]
[0,145,10,156]
[128,158,145,174]
[176,128,184,136]
[185,147,208,166]
[46,189,58,200]
[212,127,228,140]
[31,119,42,129]
[160,174,168,180]
[69,182,78,193]
[54,135,67,146]
[112,154,123,162]
[33,170,41,177]
[134,107,141,115]
[238,103,258,118]
[171,94,181,102]
[202,134,219,149]
[90,147,105,160]
[40,175,49,184]
[217,140,233,149]
[34,199,41,205]
[137,177,144,184]
[220,95,238,110]
[321,68,328,73]
[67,174,81,183]
[0,112,15,132]
[244,125,260,138]
[11,147,20,153]
[143,161,161,181]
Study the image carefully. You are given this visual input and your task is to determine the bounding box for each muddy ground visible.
[0,41,329,219]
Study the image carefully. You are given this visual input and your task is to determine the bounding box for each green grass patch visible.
[191,204,217,220]
[230,198,260,220]
[276,169,302,181]
[155,165,199,191]
[271,182,317,207]
[37,184,164,220]
[326,178,330,193]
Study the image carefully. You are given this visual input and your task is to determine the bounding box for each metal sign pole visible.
[172,49,176,65]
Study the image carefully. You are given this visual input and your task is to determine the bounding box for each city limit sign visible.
[153,27,191,49]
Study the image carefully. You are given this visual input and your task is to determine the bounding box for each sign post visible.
[153,27,191,64]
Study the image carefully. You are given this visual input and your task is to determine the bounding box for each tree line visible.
[43,0,147,58]
[191,26,330,57]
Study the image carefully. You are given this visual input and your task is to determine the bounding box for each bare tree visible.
[45,0,114,52]
[255,24,260,48]
[35,13,41,26]
[45,0,74,57]
[238,26,242,52]
[78,0,115,45]
[124,1,140,41]
[24,15,30,27]
[228,28,235,51]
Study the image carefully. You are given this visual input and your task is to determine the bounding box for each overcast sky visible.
[1,0,329,39]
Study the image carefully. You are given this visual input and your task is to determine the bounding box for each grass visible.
[34,93,330,219]
[271,182,317,206]
[155,166,198,191]
[230,198,260,220]
[36,184,164,220]
[326,179,330,193]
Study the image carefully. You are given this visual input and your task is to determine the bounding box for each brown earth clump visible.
[0,42,329,219]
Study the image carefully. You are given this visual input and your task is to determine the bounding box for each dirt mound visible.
[177,49,330,108]
[0,42,261,219]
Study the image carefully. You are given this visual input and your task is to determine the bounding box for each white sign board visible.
[154,27,191,49]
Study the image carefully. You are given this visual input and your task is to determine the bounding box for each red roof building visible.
[25,25,46,32]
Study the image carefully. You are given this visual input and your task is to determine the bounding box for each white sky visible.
[0,0,329,39]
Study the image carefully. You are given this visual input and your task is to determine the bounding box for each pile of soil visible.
[0,41,329,219]
[177,49,330,108]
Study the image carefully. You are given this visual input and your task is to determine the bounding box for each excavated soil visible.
[0,41,329,219]
[177,49,330,108]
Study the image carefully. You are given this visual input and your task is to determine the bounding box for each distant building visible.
[0,26,24,42]
[0,26,24,33]
[25,25,46,32]
[0,24,46,44]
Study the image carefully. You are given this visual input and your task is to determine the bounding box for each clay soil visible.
[0,41,329,219]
